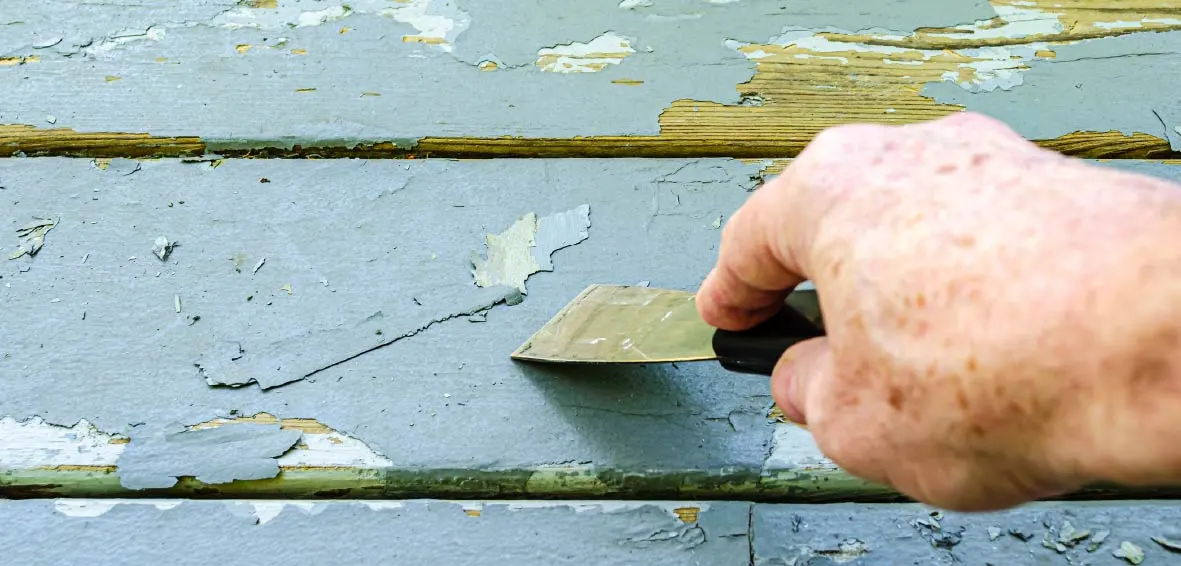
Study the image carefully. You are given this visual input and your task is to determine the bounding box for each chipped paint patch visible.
[115,422,303,489]
[80,26,167,58]
[380,0,471,52]
[0,416,126,469]
[1094,17,1181,30]
[763,423,834,473]
[187,413,393,468]
[211,0,468,52]
[471,204,591,294]
[536,33,636,73]
[729,29,1051,94]
[8,216,58,260]
[54,499,182,518]
[928,4,1064,40]
[0,413,391,487]
[0,55,39,66]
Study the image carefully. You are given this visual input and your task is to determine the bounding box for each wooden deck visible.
[4,0,1181,563]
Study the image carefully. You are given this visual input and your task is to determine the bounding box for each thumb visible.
[770,337,832,426]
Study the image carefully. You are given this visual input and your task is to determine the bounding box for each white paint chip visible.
[536,33,636,73]
[471,205,591,294]
[152,236,175,261]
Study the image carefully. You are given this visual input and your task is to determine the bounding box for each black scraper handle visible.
[711,304,825,376]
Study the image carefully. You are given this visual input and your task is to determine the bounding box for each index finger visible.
[696,167,822,331]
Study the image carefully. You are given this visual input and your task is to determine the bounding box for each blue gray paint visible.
[924,30,1181,150]
[0,499,751,565]
[3,157,1181,489]
[115,422,302,489]
[0,157,771,481]
[755,501,1181,565]
[4,499,1181,564]
[2,0,992,145]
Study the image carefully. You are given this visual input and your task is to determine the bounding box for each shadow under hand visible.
[517,359,773,478]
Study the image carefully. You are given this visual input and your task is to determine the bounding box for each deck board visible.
[3,156,1181,500]
[3,0,1181,159]
[4,499,1181,565]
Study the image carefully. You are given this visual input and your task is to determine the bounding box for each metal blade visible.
[511,284,716,364]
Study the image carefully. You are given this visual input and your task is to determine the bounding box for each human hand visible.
[697,112,1181,511]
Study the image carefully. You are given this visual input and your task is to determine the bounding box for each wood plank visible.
[3,157,1181,501]
[3,0,1180,159]
[754,501,1181,564]
[4,498,1181,564]
[0,499,753,565]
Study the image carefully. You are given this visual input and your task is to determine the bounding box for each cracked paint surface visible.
[1,499,751,565]
[536,33,635,73]
[0,412,391,483]
[1,0,993,142]
[754,502,1181,565]
[5,499,1181,563]
[0,157,775,474]
[924,30,1181,150]
[4,157,1180,495]
[471,204,591,294]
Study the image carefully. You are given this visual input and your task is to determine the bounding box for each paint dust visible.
[471,204,591,295]
[536,32,636,73]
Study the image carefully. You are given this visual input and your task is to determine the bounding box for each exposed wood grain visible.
[2,0,1179,159]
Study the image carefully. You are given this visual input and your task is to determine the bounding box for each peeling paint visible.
[0,416,126,469]
[471,204,591,294]
[731,29,1049,94]
[115,422,303,489]
[209,0,469,51]
[536,32,635,73]
[8,216,58,260]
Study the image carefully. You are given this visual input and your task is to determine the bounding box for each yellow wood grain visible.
[2,0,1178,159]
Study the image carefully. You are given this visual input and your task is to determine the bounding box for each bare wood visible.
[2,0,1179,159]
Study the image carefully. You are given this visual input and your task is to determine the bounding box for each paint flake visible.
[1114,541,1145,564]
[536,33,635,73]
[8,216,57,260]
[152,236,175,261]
[471,204,591,294]
[0,416,126,468]
[115,422,303,490]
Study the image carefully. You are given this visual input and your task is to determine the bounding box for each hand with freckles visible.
[697,111,1181,511]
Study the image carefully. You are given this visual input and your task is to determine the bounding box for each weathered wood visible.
[0,499,753,565]
[3,157,1181,501]
[755,501,1181,565]
[3,0,1180,159]
[4,498,1181,565]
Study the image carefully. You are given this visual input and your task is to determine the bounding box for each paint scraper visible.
[511,283,825,375]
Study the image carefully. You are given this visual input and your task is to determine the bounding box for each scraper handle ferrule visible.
[711,305,826,376]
